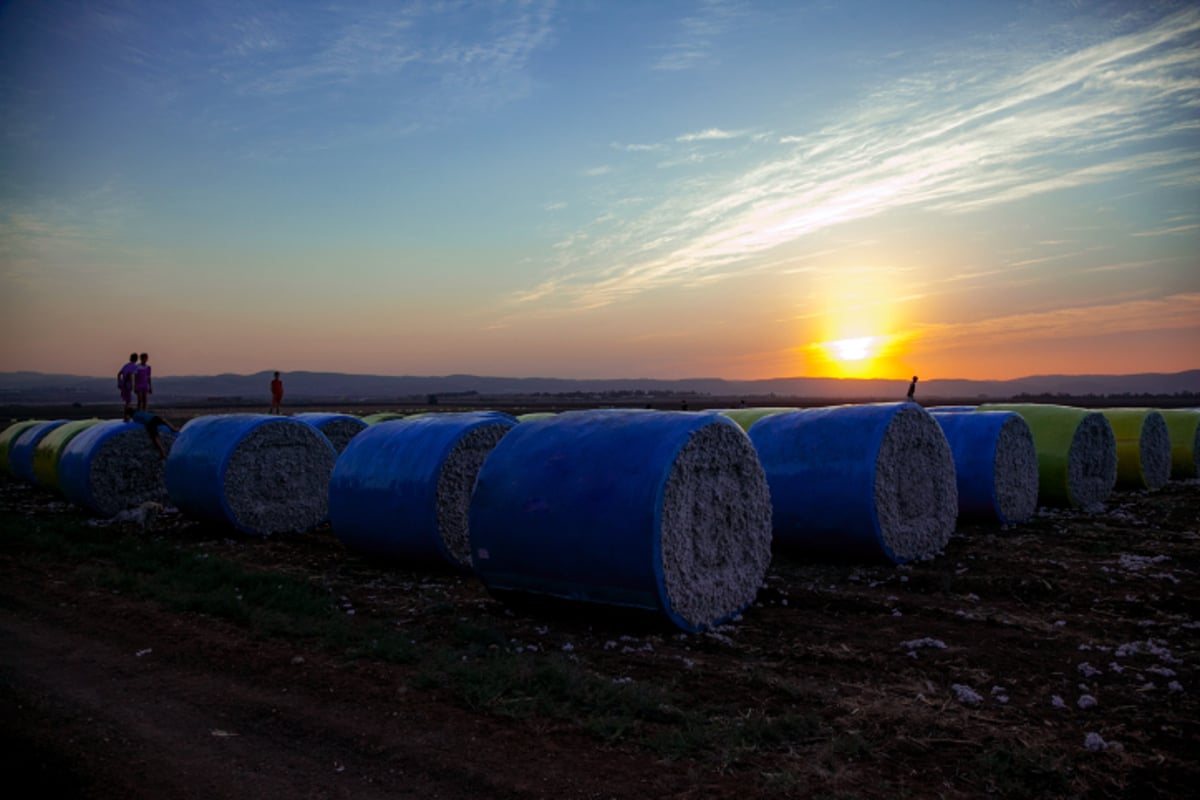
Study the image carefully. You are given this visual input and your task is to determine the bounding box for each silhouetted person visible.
[125,408,179,459]
[117,353,138,417]
[907,375,919,401]
[270,371,284,414]
[134,352,152,411]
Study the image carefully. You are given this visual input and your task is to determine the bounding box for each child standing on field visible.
[270,371,284,414]
[117,353,139,416]
[135,352,153,411]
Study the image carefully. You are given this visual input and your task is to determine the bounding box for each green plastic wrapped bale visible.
[1159,409,1200,479]
[981,404,1116,509]
[0,420,43,477]
[516,412,557,423]
[718,407,797,432]
[1099,409,1171,490]
[32,419,103,490]
[361,412,407,425]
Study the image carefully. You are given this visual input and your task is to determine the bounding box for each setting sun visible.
[829,336,875,362]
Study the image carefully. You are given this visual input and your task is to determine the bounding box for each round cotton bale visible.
[516,412,557,423]
[747,403,957,563]
[469,410,773,632]
[8,420,68,483]
[329,412,517,570]
[164,415,337,535]
[1159,409,1200,480]
[31,419,102,491]
[361,412,406,425]
[0,420,42,477]
[58,420,177,516]
[930,410,1038,524]
[981,404,1117,509]
[1100,409,1171,490]
[718,407,797,432]
[292,413,368,454]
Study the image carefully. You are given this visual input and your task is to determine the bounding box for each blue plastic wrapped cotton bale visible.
[8,420,68,483]
[329,412,517,570]
[292,413,368,454]
[748,403,958,563]
[930,410,1038,524]
[58,420,177,517]
[469,410,773,632]
[164,414,337,535]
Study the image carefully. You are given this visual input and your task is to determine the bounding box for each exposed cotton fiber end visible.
[1101,409,1171,490]
[1067,413,1118,509]
[659,421,773,630]
[873,405,959,561]
[993,416,1039,523]
[221,422,337,534]
[1158,409,1200,480]
[74,425,177,516]
[435,424,513,569]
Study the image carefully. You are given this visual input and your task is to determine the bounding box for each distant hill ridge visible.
[0,369,1196,404]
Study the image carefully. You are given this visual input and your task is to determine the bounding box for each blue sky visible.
[1,0,1197,380]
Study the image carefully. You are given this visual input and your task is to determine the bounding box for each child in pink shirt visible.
[135,352,153,411]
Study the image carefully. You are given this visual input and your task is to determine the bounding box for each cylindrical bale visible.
[1099,409,1171,490]
[718,407,797,432]
[31,419,102,490]
[361,412,406,425]
[329,412,517,570]
[8,421,68,483]
[164,415,337,535]
[930,411,1038,524]
[0,420,43,476]
[980,404,1117,509]
[747,403,958,563]
[1159,409,1200,480]
[469,410,773,632]
[292,413,368,454]
[516,412,557,423]
[58,421,178,516]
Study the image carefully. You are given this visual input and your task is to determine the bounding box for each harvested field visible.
[1,467,1197,798]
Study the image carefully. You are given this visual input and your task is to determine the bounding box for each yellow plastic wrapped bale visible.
[0,420,43,477]
[32,419,103,491]
[981,404,1116,509]
[1099,409,1171,490]
[717,407,797,432]
[361,412,406,425]
[1159,409,1200,479]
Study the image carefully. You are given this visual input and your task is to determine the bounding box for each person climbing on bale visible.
[117,353,139,417]
[134,352,153,411]
[124,408,178,459]
[270,371,284,415]
[907,375,919,401]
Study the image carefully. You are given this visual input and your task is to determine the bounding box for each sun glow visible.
[829,336,875,362]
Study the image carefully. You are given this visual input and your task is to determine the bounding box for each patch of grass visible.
[969,743,1070,797]
[0,510,421,662]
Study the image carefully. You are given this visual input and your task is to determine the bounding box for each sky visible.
[1,0,1197,382]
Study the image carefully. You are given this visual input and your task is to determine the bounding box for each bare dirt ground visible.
[1,457,1197,798]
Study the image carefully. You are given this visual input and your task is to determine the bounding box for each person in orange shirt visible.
[270,371,284,414]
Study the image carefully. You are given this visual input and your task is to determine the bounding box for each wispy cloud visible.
[910,293,1200,352]
[652,0,741,71]
[676,128,743,142]
[514,7,1200,311]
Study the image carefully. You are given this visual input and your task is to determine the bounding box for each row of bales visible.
[2,403,1197,632]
